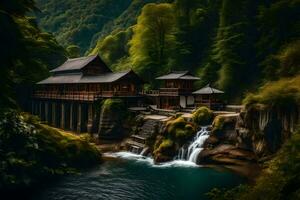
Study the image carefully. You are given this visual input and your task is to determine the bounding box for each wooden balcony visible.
[140,90,160,96]
[33,90,140,101]
[159,88,193,96]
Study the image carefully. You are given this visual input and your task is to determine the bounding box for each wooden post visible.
[52,102,56,126]
[70,103,73,131]
[61,103,65,129]
[45,102,49,123]
[39,101,43,120]
[77,104,82,133]
[186,96,188,107]
[87,104,93,133]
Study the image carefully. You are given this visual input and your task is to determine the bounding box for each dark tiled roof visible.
[193,84,224,94]
[37,74,82,84]
[80,70,132,83]
[38,70,132,84]
[156,71,200,80]
[50,55,99,73]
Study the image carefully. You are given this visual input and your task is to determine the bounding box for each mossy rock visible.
[153,139,175,163]
[152,117,197,163]
[98,99,128,139]
[212,115,238,144]
[192,107,214,126]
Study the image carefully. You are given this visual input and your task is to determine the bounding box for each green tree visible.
[173,0,221,72]
[257,0,300,81]
[66,45,80,58]
[0,0,66,109]
[129,3,176,84]
[90,28,132,70]
[210,0,258,100]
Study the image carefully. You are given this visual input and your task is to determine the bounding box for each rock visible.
[203,135,219,147]
[197,144,257,165]
[98,99,128,139]
[153,153,173,163]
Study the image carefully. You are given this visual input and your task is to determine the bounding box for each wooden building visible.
[156,71,200,110]
[32,55,144,133]
[193,84,224,110]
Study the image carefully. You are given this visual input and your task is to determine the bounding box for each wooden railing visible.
[140,90,160,96]
[159,88,193,96]
[33,90,139,101]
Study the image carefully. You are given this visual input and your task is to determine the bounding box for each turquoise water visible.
[32,153,244,200]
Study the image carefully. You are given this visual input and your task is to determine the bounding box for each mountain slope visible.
[36,0,300,101]
[35,0,164,54]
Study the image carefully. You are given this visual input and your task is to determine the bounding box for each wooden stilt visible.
[61,103,65,129]
[77,104,82,133]
[52,102,56,126]
[70,103,73,130]
[87,104,93,133]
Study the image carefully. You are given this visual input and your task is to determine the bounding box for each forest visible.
[0,0,300,199]
[35,0,300,101]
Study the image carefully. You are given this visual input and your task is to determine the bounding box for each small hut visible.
[193,84,224,110]
[155,71,200,109]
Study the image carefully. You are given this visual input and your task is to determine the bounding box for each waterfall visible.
[177,127,211,163]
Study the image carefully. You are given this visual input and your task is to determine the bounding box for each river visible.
[31,152,245,200]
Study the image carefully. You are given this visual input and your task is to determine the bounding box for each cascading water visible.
[177,126,211,163]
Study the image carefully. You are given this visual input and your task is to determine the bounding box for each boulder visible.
[197,144,257,165]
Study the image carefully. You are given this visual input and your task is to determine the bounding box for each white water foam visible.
[103,152,198,168]
[177,126,211,163]
[103,127,210,168]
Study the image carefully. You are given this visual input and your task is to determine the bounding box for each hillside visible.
[35,0,165,54]
[90,0,300,100]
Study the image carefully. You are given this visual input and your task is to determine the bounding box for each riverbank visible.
[0,112,102,197]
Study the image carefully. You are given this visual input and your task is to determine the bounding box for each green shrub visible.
[153,117,197,162]
[166,117,187,135]
[166,117,196,142]
[0,111,101,191]
[153,139,175,161]
[192,107,214,126]
[243,75,300,109]
[212,115,226,132]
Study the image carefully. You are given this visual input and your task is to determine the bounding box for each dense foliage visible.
[244,75,300,109]
[89,0,300,100]
[35,0,165,54]
[0,112,101,193]
[37,0,299,99]
[192,107,214,126]
[0,0,66,108]
[244,40,300,109]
